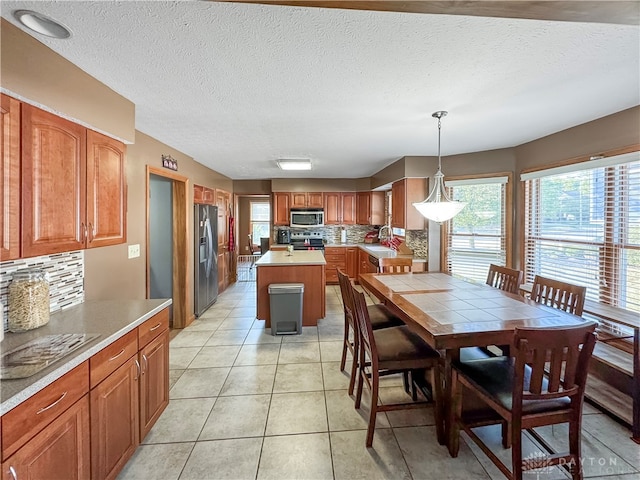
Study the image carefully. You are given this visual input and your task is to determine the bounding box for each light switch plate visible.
[128,244,140,259]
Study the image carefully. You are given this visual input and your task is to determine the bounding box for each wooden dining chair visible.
[531,275,586,316]
[351,283,444,447]
[486,264,523,294]
[378,257,412,273]
[448,321,597,480]
[336,269,404,395]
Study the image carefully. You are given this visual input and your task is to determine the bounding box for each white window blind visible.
[444,176,509,283]
[523,154,640,312]
[250,202,270,244]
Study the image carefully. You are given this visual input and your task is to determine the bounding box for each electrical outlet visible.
[128,244,140,259]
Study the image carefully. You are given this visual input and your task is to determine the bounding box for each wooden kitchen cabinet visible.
[346,248,358,278]
[139,329,169,439]
[90,356,140,480]
[391,178,426,231]
[194,184,215,205]
[324,247,347,283]
[273,192,290,225]
[86,130,127,248]
[21,104,126,257]
[1,94,20,261]
[323,192,356,225]
[291,192,323,208]
[2,396,90,480]
[356,191,385,226]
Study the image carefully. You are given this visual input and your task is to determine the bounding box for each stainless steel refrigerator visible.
[194,204,218,316]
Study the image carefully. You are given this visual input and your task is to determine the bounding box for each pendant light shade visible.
[413,111,466,223]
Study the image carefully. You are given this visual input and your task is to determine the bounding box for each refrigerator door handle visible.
[204,216,214,278]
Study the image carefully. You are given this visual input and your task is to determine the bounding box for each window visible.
[250,201,270,244]
[523,151,640,312]
[442,174,512,283]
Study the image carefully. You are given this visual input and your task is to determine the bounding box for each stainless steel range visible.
[290,231,324,251]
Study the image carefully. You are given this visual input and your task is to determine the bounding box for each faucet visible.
[378,225,392,241]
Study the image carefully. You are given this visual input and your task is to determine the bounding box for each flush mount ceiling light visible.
[276,158,312,171]
[412,111,467,223]
[13,10,71,39]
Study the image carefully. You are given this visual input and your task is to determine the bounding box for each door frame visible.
[233,193,271,275]
[146,166,190,328]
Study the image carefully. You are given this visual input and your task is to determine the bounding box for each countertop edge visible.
[0,299,172,415]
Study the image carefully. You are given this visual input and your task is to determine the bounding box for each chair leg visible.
[355,342,365,409]
[569,417,583,480]
[348,329,359,396]
[502,421,512,448]
[511,420,523,480]
[366,370,379,448]
[340,318,349,372]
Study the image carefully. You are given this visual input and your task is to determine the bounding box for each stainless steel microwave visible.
[290,208,324,228]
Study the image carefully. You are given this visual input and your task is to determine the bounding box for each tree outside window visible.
[250,202,270,245]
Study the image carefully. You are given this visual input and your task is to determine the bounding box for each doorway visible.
[146,166,190,328]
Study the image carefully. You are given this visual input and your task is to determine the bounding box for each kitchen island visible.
[255,250,326,327]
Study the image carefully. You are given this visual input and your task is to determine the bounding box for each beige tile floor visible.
[119,281,640,480]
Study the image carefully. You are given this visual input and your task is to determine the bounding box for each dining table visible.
[358,272,589,452]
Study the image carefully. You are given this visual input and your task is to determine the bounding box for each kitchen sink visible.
[1,333,100,380]
[365,246,392,251]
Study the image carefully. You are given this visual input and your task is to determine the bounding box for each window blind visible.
[444,176,510,283]
[523,154,640,312]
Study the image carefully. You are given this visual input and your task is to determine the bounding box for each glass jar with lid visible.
[8,269,50,332]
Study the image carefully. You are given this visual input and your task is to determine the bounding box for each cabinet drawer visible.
[138,308,169,349]
[2,362,89,460]
[90,330,137,388]
[324,248,345,257]
[324,254,346,263]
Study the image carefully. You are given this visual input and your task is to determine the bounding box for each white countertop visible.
[255,250,326,266]
[0,298,172,414]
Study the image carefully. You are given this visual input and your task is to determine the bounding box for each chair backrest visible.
[351,283,378,371]
[259,237,270,255]
[248,234,257,255]
[378,257,412,273]
[485,264,523,294]
[512,322,597,404]
[336,268,356,330]
[531,275,586,316]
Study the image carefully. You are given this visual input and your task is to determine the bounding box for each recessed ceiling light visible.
[14,10,71,39]
[276,159,312,171]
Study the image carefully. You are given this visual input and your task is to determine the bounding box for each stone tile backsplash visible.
[1,251,85,331]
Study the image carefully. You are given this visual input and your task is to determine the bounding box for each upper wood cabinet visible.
[273,192,290,226]
[194,184,214,205]
[21,103,126,258]
[86,130,127,248]
[356,191,385,226]
[291,192,323,208]
[323,192,356,225]
[1,94,20,261]
[391,178,426,231]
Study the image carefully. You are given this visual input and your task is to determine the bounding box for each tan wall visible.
[84,131,233,305]
[233,180,272,194]
[271,178,371,192]
[371,158,406,189]
[0,20,135,143]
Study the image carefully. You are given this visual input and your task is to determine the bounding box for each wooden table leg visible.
[444,348,460,452]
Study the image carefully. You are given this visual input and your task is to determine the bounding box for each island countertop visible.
[0,298,172,414]
[255,250,326,266]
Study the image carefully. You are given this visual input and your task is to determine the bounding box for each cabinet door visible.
[194,184,204,204]
[2,396,90,480]
[0,95,20,261]
[139,330,169,440]
[370,191,385,226]
[290,192,307,208]
[341,193,356,225]
[86,130,126,248]
[323,193,341,225]
[22,104,86,257]
[356,192,371,225]
[346,248,358,278]
[391,180,405,229]
[218,251,227,292]
[90,356,139,480]
[272,192,290,226]
[307,192,323,208]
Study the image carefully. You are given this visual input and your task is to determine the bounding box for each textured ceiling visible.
[1,1,639,179]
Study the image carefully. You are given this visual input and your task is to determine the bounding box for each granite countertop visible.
[0,298,172,414]
[255,250,326,266]
[324,243,427,263]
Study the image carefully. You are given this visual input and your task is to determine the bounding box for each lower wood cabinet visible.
[346,248,358,278]
[2,396,90,480]
[139,330,169,439]
[324,247,346,283]
[90,357,140,480]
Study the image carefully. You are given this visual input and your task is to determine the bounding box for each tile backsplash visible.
[1,251,85,331]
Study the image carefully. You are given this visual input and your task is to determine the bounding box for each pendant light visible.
[412,111,466,223]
